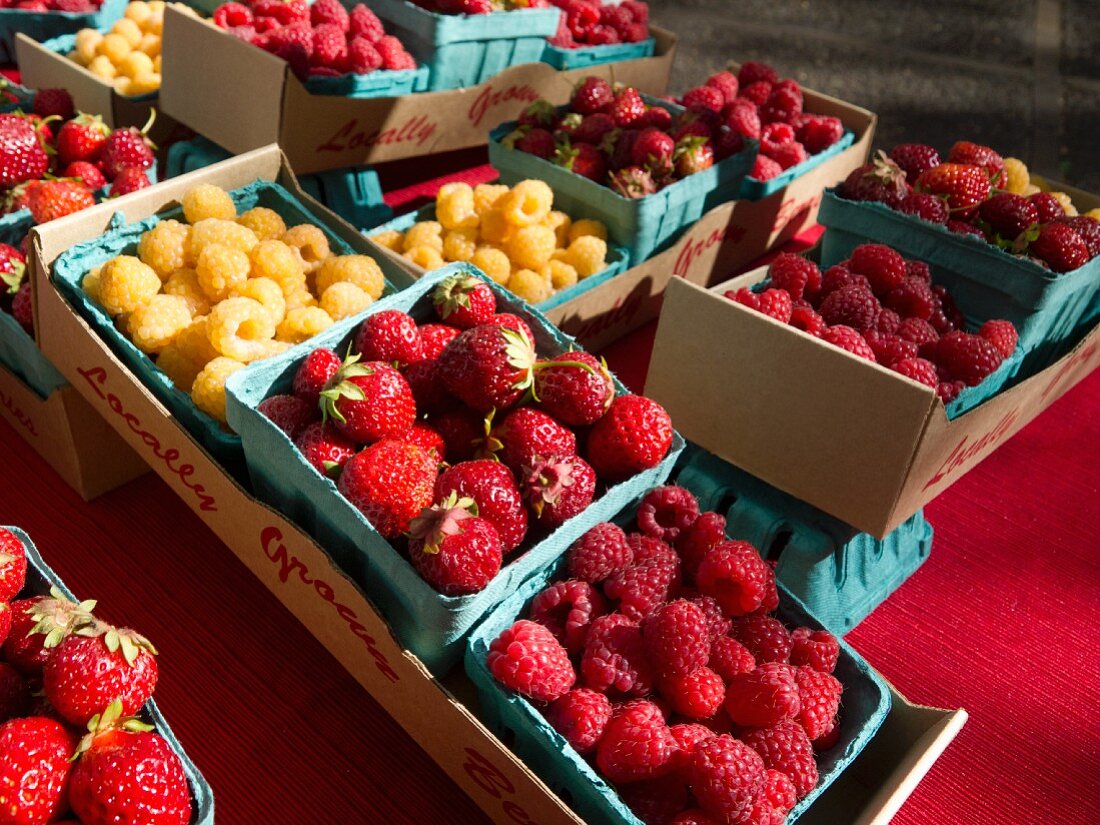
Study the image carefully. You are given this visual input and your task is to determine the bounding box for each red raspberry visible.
[891,357,938,388]
[376,35,415,70]
[643,599,710,678]
[813,715,841,751]
[817,264,869,300]
[738,80,772,107]
[672,809,722,825]
[310,0,348,29]
[906,260,933,283]
[688,734,767,823]
[605,539,680,620]
[756,288,793,323]
[938,380,965,403]
[760,87,800,125]
[349,4,385,41]
[732,615,791,664]
[546,688,611,754]
[213,2,253,28]
[743,721,818,799]
[767,141,808,170]
[789,305,826,337]
[767,252,821,301]
[677,512,727,581]
[864,330,918,366]
[662,667,726,721]
[1030,191,1065,223]
[488,620,576,703]
[696,541,769,617]
[877,308,901,334]
[1030,223,1089,272]
[897,317,939,346]
[888,143,940,182]
[682,85,725,114]
[749,155,782,181]
[886,277,936,320]
[311,23,348,71]
[348,38,383,73]
[705,71,739,105]
[258,394,314,439]
[637,486,700,543]
[797,115,844,154]
[788,628,839,674]
[756,564,779,616]
[818,284,880,331]
[621,0,649,23]
[933,331,1004,386]
[355,309,424,367]
[709,636,756,682]
[979,192,1039,239]
[898,191,950,224]
[821,326,875,361]
[848,244,906,296]
[1059,216,1100,257]
[295,422,355,475]
[738,61,778,87]
[724,662,800,727]
[596,700,676,783]
[692,595,733,642]
[763,770,798,817]
[567,523,633,584]
[723,100,761,140]
[670,722,716,769]
[794,666,842,740]
[293,347,342,408]
[582,614,653,696]
[619,775,691,825]
[530,580,607,655]
[759,122,795,156]
[726,287,759,311]
[979,319,1018,358]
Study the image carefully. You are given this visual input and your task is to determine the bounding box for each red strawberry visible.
[571,112,616,146]
[514,127,556,160]
[632,127,675,176]
[27,179,96,224]
[100,117,156,180]
[31,87,73,121]
[586,394,673,481]
[11,282,32,337]
[840,151,908,208]
[610,165,657,198]
[434,460,528,553]
[257,393,313,440]
[61,160,107,190]
[572,76,614,115]
[432,273,496,329]
[888,143,940,182]
[295,421,355,476]
[534,351,614,426]
[0,716,75,823]
[436,324,540,413]
[610,86,647,128]
[517,99,559,130]
[0,662,29,721]
[1030,223,1089,273]
[320,355,416,443]
[408,494,503,595]
[109,166,151,197]
[947,140,1005,186]
[401,422,445,461]
[0,114,48,187]
[522,455,597,528]
[484,406,576,473]
[354,309,424,367]
[2,593,98,675]
[418,323,462,360]
[674,136,715,177]
[337,439,437,538]
[558,140,608,183]
[56,113,111,167]
[0,528,27,602]
[293,347,342,408]
[432,406,484,463]
[915,163,991,216]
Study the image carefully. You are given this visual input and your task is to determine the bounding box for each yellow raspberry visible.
[320,282,373,321]
[473,183,510,216]
[96,256,160,316]
[191,357,245,425]
[162,268,211,317]
[236,207,286,241]
[182,184,236,223]
[187,218,258,264]
[97,32,131,63]
[471,246,511,284]
[506,224,556,270]
[508,268,551,303]
[196,243,250,302]
[569,219,608,243]
[175,316,219,365]
[545,210,572,248]
[442,228,478,262]
[126,72,160,96]
[82,265,104,302]
[276,307,334,344]
[370,230,403,252]
[156,344,202,391]
[153,55,161,73]
[74,29,102,64]
[479,209,514,246]
[115,313,132,337]
[436,182,479,230]
[126,0,152,24]
[87,56,117,80]
[111,17,143,47]
[207,297,276,362]
[128,294,192,354]
[118,50,152,79]
[284,288,318,312]
[1086,208,1100,221]
[403,221,444,253]
[248,240,306,297]
[404,245,445,270]
[544,259,578,291]
[138,33,160,58]
[233,277,286,326]
[114,78,134,97]
[1002,158,1029,195]
[1049,192,1077,217]
[551,248,570,263]
[144,8,164,36]
[138,219,190,279]
[499,180,552,227]
[566,236,608,278]
[314,255,385,299]
[282,225,331,274]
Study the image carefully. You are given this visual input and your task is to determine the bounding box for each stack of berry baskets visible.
[465,483,891,825]
[820,140,1100,367]
[368,178,629,311]
[0,0,126,64]
[48,180,407,479]
[223,265,684,673]
[0,526,214,824]
[540,0,655,70]
[0,78,35,114]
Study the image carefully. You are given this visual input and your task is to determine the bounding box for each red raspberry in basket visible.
[818,263,868,299]
[546,688,612,755]
[789,305,826,337]
[677,512,727,581]
[704,71,739,105]
[726,287,760,310]
[798,115,844,154]
[759,122,795,156]
[534,351,615,427]
[312,24,349,71]
[255,0,308,25]
[934,331,1004,386]
[848,244,906,296]
[338,440,436,537]
[597,700,676,783]
[768,141,809,170]
[1031,223,1089,273]
[696,540,769,617]
[682,85,725,114]
[756,289,793,323]
[738,61,778,88]
[310,0,348,30]
[743,721,818,800]
[377,35,416,70]
[733,615,791,664]
[487,407,576,473]
[794,666,842,740]
[522,455,597,529]
[979,192,1039,240]
[739,81,773,107]
[637,486,700,543]
[724,662,800,727]
[293,347,342,408]
[489,619,575,703]
[876,307,901,334]
[819,284,879,331]
[938,380,965,403]
[724,100,761,140]
[568,523,633,584]
[886,277,936,320]
[864,330,918,366]
[258,393,314,439]
[692,595,733,641]
[763,768,798,813]
[213,2,253,28]
[671,809,722,825]
[619,776,692,825]
[435,459,528,553]
[530,579,607,654]
[710,636,756,682]
[789,628,839,674]
[295,422,355,475]
[643,599,710,678]
[348,38,383,73]
[821,326,875,361]
[841,152,909,208]
[349,3,385,41]
[757,564,779,616]
[355,310,424,367]
[889,143,940,182]
[586,395,673,482]
[662,667,726,720]
[581,613,653,696]
[979,320,1018,358]
[670,722,717,771]
[892,357,938,388]
[898,191,950,224]
[688,734,766,823]
[897,317,939,346]
[605,549,679,622]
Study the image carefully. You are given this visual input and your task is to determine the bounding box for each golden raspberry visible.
[321,282,373,321]
[544,259,578,291]
[125,0,152,25]
[1049,191,1077,216]
[314,255,385,299]
[74,29,102,65]
[129,72,160,96]
[118,50,152,79]
[545,210,571,247]
[436,182,479,230]
[569,219,608,243]
[237,207,287,241]
[506,224,556,270]
[249,240,306,297]
[208,297,277,362]
[276,307,334,344]
[285,288,318,312]
[82,265,104,302]
[442,228,478,262]
[473,183,509,216]
[97,33,131,63]
[162,268,211,317]
[1086,208,1100,221]
[176,316,219,365]
[471,246,511,284]
[87,56,117,80]
[404,245,445,270]
[191,356,245,425]
[566,235,608,278]
[96,255,160,316]
[233,277,286,326]
[111,17,142,48]
[129,294,192,353]
[499,180,552,227]
[1002,158,1030,195]
[370,230,403,252]
[138,33,160,58]
[115,313,132,337]
[187,219,258,264]
[508,268,551,303]
[196,243,250,301]
[403,221,444,253]
[182,184,236,223]
[138,219,190,279]
[282,224,331,274]
[479,209,514,246]
[156,344,202,391]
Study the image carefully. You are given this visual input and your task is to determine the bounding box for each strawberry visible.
[320,355,416,444]
[586,394,673,481]
[295,421,356,476]
[293,347,342,408]
[840,151,908,208]
[557,140,607,183]
[610,165,656,199]
[0,527,27,602]
[338,439,437,538]
[2,591,99,675]
[0,114,48,187]
[109,166,151,197]
[484,407,576,473]
[514,127,556,160]
[26,179,95,225]
[99,115,156,180]
[631,127,675,176]
[571,113,616,146]
[408,494,503,595]
[257,394,314,440]
[0,242,25,294]
[432,406,484,463]
[61,160,107,190]
[436,324,541,413]
[517,99,559,130]
[947,140,1005,186]
[432,273,496,329]
[354,309,424,367]
[1030,223,1089,273]
[674,136,715,178]
[610,86,647,127]
[0,663,28,721]
[534,351,614,426]
[572,76,614,115]
[0,716,75,823]
[434,460,528,553]
[889,143,940,182]
[522,455,597,528]
[32,87,73,121]
[56,113,111,167]
[915,163,991,217]
[11,282,32,337]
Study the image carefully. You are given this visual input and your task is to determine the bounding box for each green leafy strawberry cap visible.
[28,588,102,650]
[407,493,479,555]
[72,699,155,761]
[674,134,709,160]
[866,150,908,189]
[432,273,482,319]
[319,351,376,425]
[501,126,531,150]
[522,99,558,128]
[103,626,158,665]
[522,455,578,516]
[0,259,22,294]
[71,111,112,138]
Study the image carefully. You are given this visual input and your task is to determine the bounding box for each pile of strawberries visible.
[727,245,1020,403]
[258,273,674,595]
[547,0,650,49]
[0,242,30,336]
[0,0,103,11]
[0,528,193,824]
[841,142,1100,273]
[487,485,844,825]
[506,77,747,199]
[213,0,417,80]
[677,61,845,183]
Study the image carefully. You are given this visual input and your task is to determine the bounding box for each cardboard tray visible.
[158,4,676,174]
[0,0,125,63]
[645,268,1100,538]
[28,153,965,822]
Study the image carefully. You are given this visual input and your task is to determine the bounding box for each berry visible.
[643,599,710,678]
[546,689,611,754]
[705,71,739,104]
[947,140,1005,186]
[110,167,152,197]
[0,717,75,824]
[619,775,691,825]
[213,2,253,28]
[886,277,936,320]
[759,122,795,156]
[865,332,918,367]
[0,528,27,602]
[763,768,798,814]
[610,87,647,127]
[32,87,73,121]
[596,700,675,783]
[581,613,652,695]
[733,615,792,664]
[682,85,725,114]
[296,421,355,476]
[586,394,674,482]
[27,179,95,224]
[789,628,839,674]
[572,76,614,115]
[567,523,633,584]
[696,540,769,617]
[489,619,575,702]
[789,305,827,337]
[355,310,424,367]
[818,264,864,299]
[948,219,986,238]
[258,394,314,440]
[688,734,766,824]
[916,163,990,216]
[892,357,938,388]
[0,663,28,721]
[934,331,1004,386]
[0,115,48,187]
[408,495,503,595]
[980,192,1039,240]
[320,358,416,443]
[529,579,606,654]
[437,324,538,413]
[848,243,907,296]
[676,511,726,581]
[1030,191,1067,223]
[101,123,155,180]
[662,666,726,720]
[435,460,527,554]
[571,113,616,146]
[841,152,908,208]
[632,127,676,176]
[637,486,700,543]
[604,549,679,622]
[821,325,875,360]
[767,253,821,301]
[692,595,733,642]
[740,81,773,106]
[675,135,717,176]
[979,320,1018,358]
[738,61,778,87]
[522,455,597,528]
[1059,216,1100,257]
[897,317,939,347]
[898,191,950,224]
[794,666,843,740]
[813,716,842,752]
[534,351,614,426]
[348,37,383,73]
[432,406,483,463]
[742,721,818,799]
[432,273,496,329]
[819,285,879,331]
[797,115,843,154]
[514,127,556,159]
[888,143,940,182]
[1030,223,1089,272]
[293,347,342,408]
[756,289,793,323]
[724,662,800,727]
[337,440,437,538]
[487,407,576,473]
[724,101,761,140]
[938,380,965,403]
[710,636,756,682]
[418,323,462,360]
[311,0,348,29]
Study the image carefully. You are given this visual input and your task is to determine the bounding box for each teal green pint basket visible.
[739,130,856,200]
[7,526,215,825]
[540,36,655,70]
[224,264,684,674]
[0,311,68,400]
[0,0,125,63]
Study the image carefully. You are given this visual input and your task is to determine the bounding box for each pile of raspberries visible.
[548,0,650,49]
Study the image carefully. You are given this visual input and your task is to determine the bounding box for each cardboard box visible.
[158,4,676,175]
[645,269,1100,538]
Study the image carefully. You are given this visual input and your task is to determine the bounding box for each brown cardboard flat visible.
[159,5,676,174]
[646,269,1100,537]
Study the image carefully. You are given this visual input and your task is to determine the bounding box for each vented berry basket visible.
[0,79,35,113]
[0,311,68,401]
[370,0,562,91]
[224,264,685,674]
[40,31,158,103]
[302,64,430,98]
[739,129,856,201]
[540,36,655,70]
[7,526,215,825]
[0,0,126,63]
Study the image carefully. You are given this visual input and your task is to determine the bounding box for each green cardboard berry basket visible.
[739,130,857,200]
[540,36,655,70]
[0,78,35,113]
[0,0,126,64]
[0,310,68,400]
[371,0,562,91]
[224,264,685,675]
[6,525,215,825]
[464,528,892,825]
[303,64,430,98]
[50,179,406,483]
[368,205,629,310]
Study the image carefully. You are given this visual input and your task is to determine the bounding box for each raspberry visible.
[311,0,349,30]
[682,85,725,114]
[688,734,766,824]
[488,619,575,703]
[320,282,372,321]
[934,331,1004,386]
[726,287,760,311]
[637,486,700,543]
[848,244,906,296]
[789,628,839,674]
[188,218,259,264]
[156,346,202,390]
[205,298,274,363]
[605,550,679,621]
[788,305,826,337]
[897,317,939,346]
[581,613,652,696]
[182,184,236,224]
[724,100,761,139]
[95,256,160,317]
[258,393,313,439]
[767,140,808,170]
[756,289,793,323]
[888,143,940,182]
[690,595,733,642]
[1030,223,1089,272]
[738,61,778,87]
[821,325,875,361]
[979,319,1018,358]
[767,252,821,301]
[980,192,1039,239]
[529,579,606,655]
[562,523,630,585]
[864,330,915,366]
[643,599,710,679]
[724,662,800,727]
[876,308,901,334]
[817,264,869,299]
[662,667,725,720]
[756,565,779,616]
[794,666,842,740]
[898,192,950,224]
[191,356,245,423]
[138,219,190,279]
[818,284,879,331]
[905,260,933,284]
[750,155,783,181]
[348,38,383,74]
[676,512,727,582]
[743,721,818,799]
[886,277,936,320]
[129,295,191,354]
[276,307,334,344]
[376,34,415,70]
[545,688,611,754]
[759,122,795,156]
[565,235,608,278]
[710,636,756,682]
[349,4,385,41]
[798,115,843,154]
[739,81,773,108]
[892,357,938,388]
[696,540,769,617]
[175,317,219,366]
[316,255,385,300]
[619,775,691,825]
[763,768,797,814]
[732,615,791,664]
[596,700,675,783]
[281,224,330,274]
[705,71,739,105]
[938,380,965,403]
